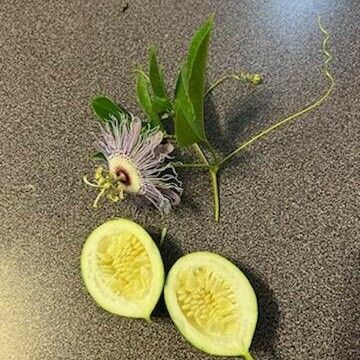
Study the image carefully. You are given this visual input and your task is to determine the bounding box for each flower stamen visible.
[84,166,126,208]
[93,188,106,208]
[83,176,100,188]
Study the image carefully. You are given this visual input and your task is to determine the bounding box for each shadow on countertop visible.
[150,233,185,319]
[231,259,281,360]
[204,84,273,155]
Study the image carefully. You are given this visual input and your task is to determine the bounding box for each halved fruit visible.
[164,252,257,359]
[81,218,164,320]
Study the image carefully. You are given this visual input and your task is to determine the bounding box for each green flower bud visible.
[249,73,263,85]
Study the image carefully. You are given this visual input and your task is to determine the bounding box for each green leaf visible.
[136,70,162,128]
[148,48,172,114]
[174,71,199,146]
[152,96,172,114]
[91,152,106,161]
[149,47,168,100]
[91,96,129,123]
[184,16,213,128]
[174,16,214,146]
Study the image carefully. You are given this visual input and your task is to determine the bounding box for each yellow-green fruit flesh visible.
[164,252,257,357]
[81,218,164,320]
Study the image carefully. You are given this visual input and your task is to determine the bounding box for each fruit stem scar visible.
[243,352,255,360]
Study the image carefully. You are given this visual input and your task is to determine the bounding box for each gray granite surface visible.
[0,0,359,359]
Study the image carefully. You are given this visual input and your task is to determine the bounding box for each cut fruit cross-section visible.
[81,218,164,320]
[164,252,257,358]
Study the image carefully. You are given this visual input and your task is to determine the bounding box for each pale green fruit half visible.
[164,252,257,358]
[81,218,164,320]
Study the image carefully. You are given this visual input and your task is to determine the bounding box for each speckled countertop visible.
[0,1,359,359]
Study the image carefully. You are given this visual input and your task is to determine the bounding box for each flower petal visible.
[95,115,182,213]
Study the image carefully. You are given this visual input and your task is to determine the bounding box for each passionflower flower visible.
[84,114,182,214]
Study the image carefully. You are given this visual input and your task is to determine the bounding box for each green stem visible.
[205,140,220,164]
[205,74,234,96]
[191,143,220,221]
[220,16,334,167]
[205,71,262,97]
[192,143,210,164]
[210,168,220,222]
[173,162,211,169]
[160,226,167,247]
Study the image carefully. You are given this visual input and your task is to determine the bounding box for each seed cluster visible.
[97,233,152,299]
[176,267,239,336]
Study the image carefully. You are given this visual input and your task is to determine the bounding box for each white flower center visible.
[108,156,141,194]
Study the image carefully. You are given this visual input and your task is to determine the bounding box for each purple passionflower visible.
[87,114,182,214]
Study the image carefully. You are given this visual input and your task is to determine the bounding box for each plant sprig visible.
[88,16,334,222]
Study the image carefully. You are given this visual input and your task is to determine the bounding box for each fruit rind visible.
[164,251,257,357]
[81,218,164,320]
